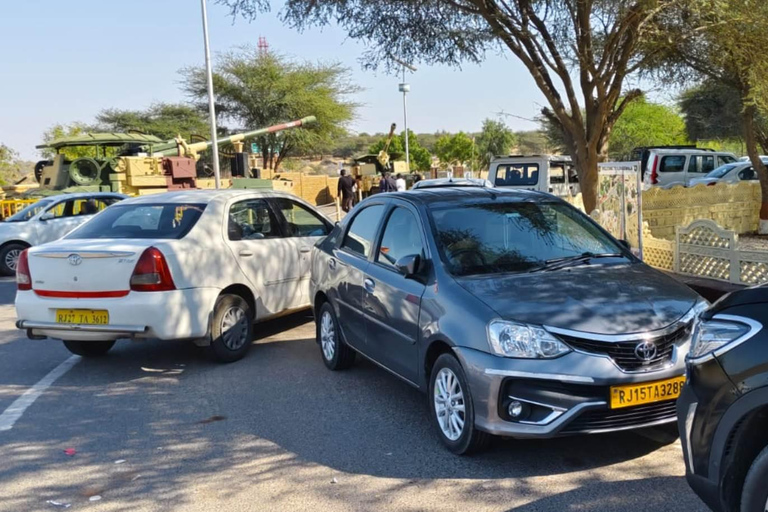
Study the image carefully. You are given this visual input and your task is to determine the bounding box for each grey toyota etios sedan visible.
[310,185,707,454]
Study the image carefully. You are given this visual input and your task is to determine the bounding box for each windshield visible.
[430,201,626,276]
[494,163,539,186]
[705,163,738,179]
[66,203,206,239]
[5,199,54,222]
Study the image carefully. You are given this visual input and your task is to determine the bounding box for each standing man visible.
[395,173,406,191]
[379,172,393,193]
[337,169,356,212]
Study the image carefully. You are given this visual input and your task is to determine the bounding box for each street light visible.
[392,57,417,173]
[200,0,221,189]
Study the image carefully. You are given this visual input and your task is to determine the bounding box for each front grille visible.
[561,400,678,434]
[557,323,692,372]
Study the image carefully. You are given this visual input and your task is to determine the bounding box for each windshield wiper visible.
[529,252,625,273]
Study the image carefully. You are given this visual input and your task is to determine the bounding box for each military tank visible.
[32,116,316,195]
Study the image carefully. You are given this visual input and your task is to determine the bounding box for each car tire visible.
[317,302,355,370]
[0,243,27,277]
[741,444,768,512]
[429,353,489,455]
[62,340,116,357]
[208,294,254,363]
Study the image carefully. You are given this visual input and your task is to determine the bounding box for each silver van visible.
[642,149,737,188]
[489,155,579,197]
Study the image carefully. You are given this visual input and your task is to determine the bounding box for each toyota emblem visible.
[634,340,658,362]
[68,254,82,266]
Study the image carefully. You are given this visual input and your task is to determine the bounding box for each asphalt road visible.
[0,280,708,512]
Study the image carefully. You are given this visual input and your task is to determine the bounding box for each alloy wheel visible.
[434,367,466,441]
[5,249,20,272]
[320,310,336,361]
[221,306,249,350]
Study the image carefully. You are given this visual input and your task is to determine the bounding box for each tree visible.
[0,143,26,185]
[219,0,680,213]
[95,103,210,141]
[475,119,516,169]
[182,48,360,170]
[540,97,689,159]
[434,132,474,167]
[651,0,768,232]
[369,130,432,172]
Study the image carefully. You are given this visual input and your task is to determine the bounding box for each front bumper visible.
[15,288,220,342]
[454,346,686,438]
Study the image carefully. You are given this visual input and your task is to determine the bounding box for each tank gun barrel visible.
[150,116,317,157]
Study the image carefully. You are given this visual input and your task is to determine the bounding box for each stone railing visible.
[642,219,768,285]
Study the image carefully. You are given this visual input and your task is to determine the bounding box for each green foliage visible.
[95,103,209,141]
[181,49,360,170]
[369,130,432,172]
[434,132,474,167]
[514,130,553,155]
[608,98,689,159]
[40,123,97,160]
[0,144,20,185]
[475,119,516,169]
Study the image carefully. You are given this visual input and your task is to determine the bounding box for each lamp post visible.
[200,0,221,189]
[393,57,417,173]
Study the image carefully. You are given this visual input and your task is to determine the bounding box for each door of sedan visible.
[269,197,332,307]
[225,198,301,317]
[331,203,387,350]
[362,203,426,383]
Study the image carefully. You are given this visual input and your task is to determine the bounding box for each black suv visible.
[678,286,768,512]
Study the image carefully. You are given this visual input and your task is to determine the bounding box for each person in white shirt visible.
[395,173,406,192]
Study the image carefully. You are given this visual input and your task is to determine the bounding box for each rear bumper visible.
[15,288,220,341]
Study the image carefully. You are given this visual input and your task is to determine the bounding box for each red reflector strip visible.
[34,290,130,298]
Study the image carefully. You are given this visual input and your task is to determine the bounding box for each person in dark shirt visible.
[337,169,356,212]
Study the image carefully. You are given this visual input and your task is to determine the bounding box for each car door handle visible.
[328,258,337,270]
[239,250,254,257]
[364,278,375,293]
[299,247,311,253]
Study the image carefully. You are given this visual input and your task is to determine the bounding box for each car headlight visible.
[487,320,571,359]
[688,316,756,362]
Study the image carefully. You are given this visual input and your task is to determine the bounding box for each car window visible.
[271,198,329,237]
[738,167,757,180]
[5,199,54,222]
[430,202,625,276]
[228,199,281,241]
[494,164,539,186]
[660,155,686,173]
[341,204,386,258]
[376,208,424,269]
[706,163,738,179]
[719,155,737,165]
[66,203,206,239]
[549,165,565,184]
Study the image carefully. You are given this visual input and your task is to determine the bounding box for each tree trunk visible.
[572,146,600,215]
[743,104,768,234]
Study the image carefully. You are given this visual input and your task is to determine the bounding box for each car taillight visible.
[16,249,31,291]
[650,156,659,185]
[130,247,176,292]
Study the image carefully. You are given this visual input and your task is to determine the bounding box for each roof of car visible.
[650,148,734,155]
[383,186,553,207]
[38,191,128,202]
[119,189,297,205]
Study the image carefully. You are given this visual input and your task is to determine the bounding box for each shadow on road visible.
[0,311,700,511]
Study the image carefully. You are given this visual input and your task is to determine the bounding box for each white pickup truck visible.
[489,155,579,197]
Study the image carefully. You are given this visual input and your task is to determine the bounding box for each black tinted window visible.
[495,164,539,186]
[341,204,385,257]
[431,202,623,276]
[377,208,424,268]
[67,203,206,239]
[660,156,686,173]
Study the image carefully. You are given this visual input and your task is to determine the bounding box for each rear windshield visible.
[66,203,206,240]
[706,163,738,179]
[494,164,539,186]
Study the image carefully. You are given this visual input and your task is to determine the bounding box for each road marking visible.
[0,355,80,431]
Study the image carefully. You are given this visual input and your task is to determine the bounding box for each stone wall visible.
[643,182,761,239]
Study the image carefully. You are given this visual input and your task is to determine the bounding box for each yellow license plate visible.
[610,376,686,409]
[55,309,109,325]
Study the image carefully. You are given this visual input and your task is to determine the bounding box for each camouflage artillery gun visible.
[33,116,317,195]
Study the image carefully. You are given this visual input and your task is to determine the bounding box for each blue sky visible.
[1,0,545,160]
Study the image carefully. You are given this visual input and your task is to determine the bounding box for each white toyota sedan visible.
[0,192,127,276]
[15,190,333,362]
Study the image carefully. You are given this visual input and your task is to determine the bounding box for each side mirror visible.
[618,239,631,251]
[395,254,421,278]
[39,212,54,222]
